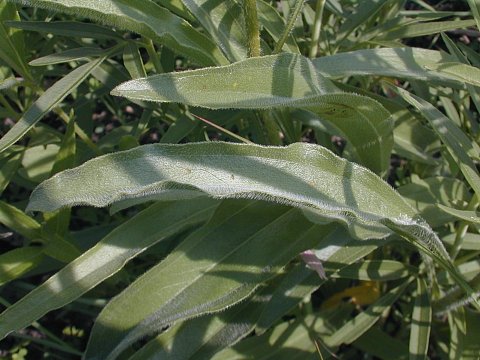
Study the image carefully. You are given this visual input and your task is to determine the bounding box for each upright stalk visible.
[273,0,305,54]
[244,0,261,57]
[309,0,326,58]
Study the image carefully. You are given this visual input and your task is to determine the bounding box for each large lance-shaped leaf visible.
[26,141,474,301]
[84,200,335,360]
[111,53,393,175]
[312,47,480,88]
[0,198,218,340]
[6,0,227,66]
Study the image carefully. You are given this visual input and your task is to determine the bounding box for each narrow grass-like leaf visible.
[312,47,480,87]
[329,260,414,281]
[0,151,22,194]
[5,20,122,39]
[112,53,393,174]
[29,47,106,66]
[84,201,333,360]
[436,205,480,224]
[257,0,299,53]
[0,200,41,240]
[6,0,227,66]
[336,0,392,44]
[0,247,44,286]
[180,0,247,62]
[378,19,476,41]
[0,199,218,339]
[466,0,480,30]
[122,43,146,79]
[409,277,431,360]
[443,233,480,251]
[0,2,29,80]
[392,87,480,199]
[0,57,105,153]
[325,280,411,347]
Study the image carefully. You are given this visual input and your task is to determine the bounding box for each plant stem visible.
[244,0,261,57]
[143,38,164,73]
[309,0,326,58]
[273,0,305,54]
[191,113,253,144]
[450,194,479,259]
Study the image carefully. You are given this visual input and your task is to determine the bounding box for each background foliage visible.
[0,0,480,359]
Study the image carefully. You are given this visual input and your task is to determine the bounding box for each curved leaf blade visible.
[0,199,218,340]
[28,142,411,240]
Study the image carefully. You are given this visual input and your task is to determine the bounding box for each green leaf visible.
[0,2,29,80]
[336,0,393,44]
[329,260,414,281]
[409,277,431,360]
[5,20,122,39]
[313,47,480,88]
[0,151,22,194]
[0,247,44,286]
[466,0,480,30]
[7,0,227,66]
[324,280,411,347]
[257,0,299,53]
[378,19,476,41]
[0,57,105,153]
[392,87,480,199]
[0,200,41,240]
[29,47,107,66]
[436,205,480,224]
[180,0,247,62]
[27,142,409,239]
[212,309,353,359]
[0,199,218,340]
[84,201,334,359]
[122,43,146,79]
[112,53,393,175]
[443,233,480,251]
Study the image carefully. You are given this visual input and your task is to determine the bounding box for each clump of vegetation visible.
[0,0,479,358]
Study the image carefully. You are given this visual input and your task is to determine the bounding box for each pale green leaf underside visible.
[28,142,412,239]
[27,141,455,280]
[6,0,227,66]
[112,53,393,175]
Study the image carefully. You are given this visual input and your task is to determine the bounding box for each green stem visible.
[273,0,305,54]
[244,0,261,57]
[450,194,479,259]
[309,0,326,58]
[191,113,253,144]
[143,38,164,73]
